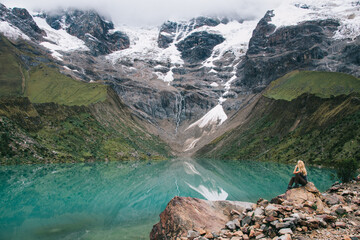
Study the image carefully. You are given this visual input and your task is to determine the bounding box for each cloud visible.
[0,0,283,26]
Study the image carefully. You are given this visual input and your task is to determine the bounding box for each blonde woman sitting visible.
[287,160,308,190]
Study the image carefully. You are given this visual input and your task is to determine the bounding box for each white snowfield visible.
[186,104,228,131]
[33,16,89,60]
[0,21,30,40]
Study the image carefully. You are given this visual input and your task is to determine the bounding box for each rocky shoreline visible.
[150,180,360,240]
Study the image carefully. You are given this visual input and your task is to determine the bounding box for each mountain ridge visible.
[0,0,359,162]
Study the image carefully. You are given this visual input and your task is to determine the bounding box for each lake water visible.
[0,158,335,240]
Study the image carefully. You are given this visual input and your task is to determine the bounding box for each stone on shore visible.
[150,196,253,240]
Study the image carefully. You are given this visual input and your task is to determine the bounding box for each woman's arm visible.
[293,165,300,174]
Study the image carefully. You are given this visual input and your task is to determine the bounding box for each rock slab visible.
[150,196,253,240]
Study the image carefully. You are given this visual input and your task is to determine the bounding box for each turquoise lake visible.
[0,158,336,240]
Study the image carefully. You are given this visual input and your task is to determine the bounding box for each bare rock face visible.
[149,196,253,240]
[283,182,325,212]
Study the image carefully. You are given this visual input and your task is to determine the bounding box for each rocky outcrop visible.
[158,17,222,49]
[273,182,325,213]
[0,4,45,40]
[45,9,130,56]
[151,181,360,239]
[176,31,225,63]
[235,10,360,92]
[150,196,253,240]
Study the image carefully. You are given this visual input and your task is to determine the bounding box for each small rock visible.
[243,234,249,240]
[188,230,200,239]
[254,207,265,216]
[194,228,206,236]
[226,221,236,230]
[233,231,243,237]
[301,226,308,232]
[275,222,291,229]
[257,198,269,207]
[316,214,337,223]
[241,216,252,227]
[335,207,346,215]
[335,221,346,228]
[211,232,219,238]
[323,194,343,206]
[204,232,213,239]
[255,233,265,239]
[282,234,292,240]
[230,237,241,240]
[249,229,255,238]
[319,219,327,228]
[306,218,320,229]
[265,216,278,222]
[231,209,241,216]
[265,205,279,216]
[194,237,208,240]
[343,206,353,213]
[279,228,293,235]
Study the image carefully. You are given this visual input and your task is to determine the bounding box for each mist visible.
[0,0,283,26]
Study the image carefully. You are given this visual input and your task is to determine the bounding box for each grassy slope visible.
[264,71,360,101]
[0,36,171,164]
[0,36,25,96]
[196,71,360,166]
[26,65,107,106]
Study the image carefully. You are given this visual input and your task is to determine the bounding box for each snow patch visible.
[186,182,228,201]
[184,137,201,152]
[210,82,219,87]
[202,20,258,68]
[33,16,89,60]
[186,104,228,130]
[271,0,360,40]
[0,21,30,40]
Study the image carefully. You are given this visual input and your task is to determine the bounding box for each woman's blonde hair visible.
[297,160,307,176]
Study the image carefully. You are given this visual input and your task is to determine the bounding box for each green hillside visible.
[196,93,360,166]
[264,70,360,101]
[0,36,25,96]
[196,70,360,166]
[0,36,171,164]
[26,65,107,106]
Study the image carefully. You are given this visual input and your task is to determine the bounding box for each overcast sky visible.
[0,0,283,26]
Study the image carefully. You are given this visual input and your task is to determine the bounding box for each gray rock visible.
[176,31,225,63]
[226,220,236,230]
[265,205,278,216]
[188,230,200,239]
[0,4,45,40]
[255,233,265,239]
[323,194,342,205]
[241,216,252,226]
[278,228,293,235]
[335,221,346,228]
[335,207,346,215]
[254,207,264,216]
[275,221,291,229]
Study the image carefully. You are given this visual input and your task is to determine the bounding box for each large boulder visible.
[150,196,253,240]
[283,182,325,212]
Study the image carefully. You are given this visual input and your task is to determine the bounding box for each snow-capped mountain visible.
[0,0,359,153]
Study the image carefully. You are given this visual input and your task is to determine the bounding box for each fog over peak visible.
[0,0,283,26]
